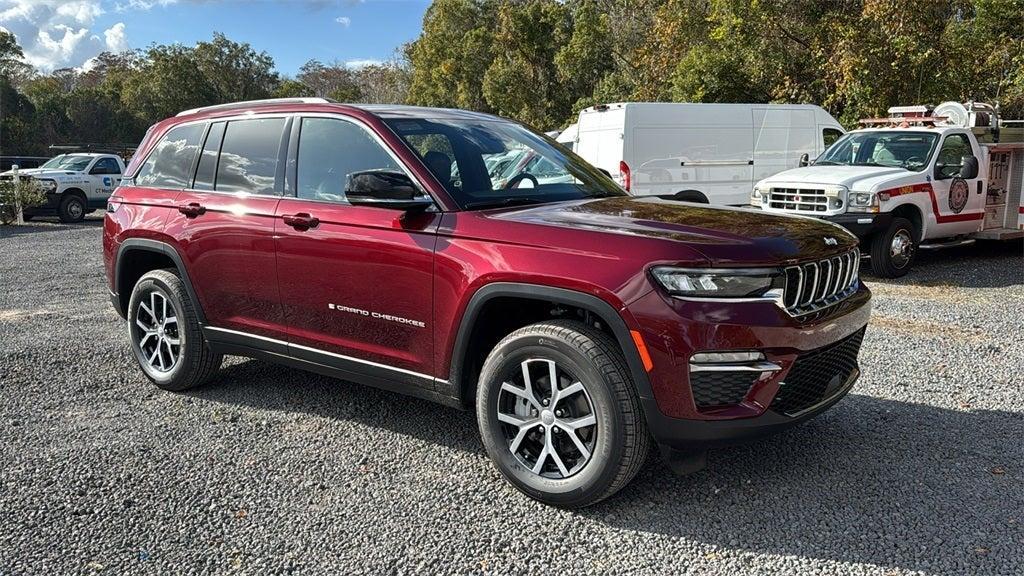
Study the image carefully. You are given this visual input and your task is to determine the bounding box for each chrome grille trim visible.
[768,187,829,213]
[783,249,860,316]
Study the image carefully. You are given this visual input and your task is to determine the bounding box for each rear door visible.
[274,115,439,390]
[161,116,289,341]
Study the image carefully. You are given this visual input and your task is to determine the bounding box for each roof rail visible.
[176,97,337,117]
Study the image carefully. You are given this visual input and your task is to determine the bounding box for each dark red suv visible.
[104,98,871,507]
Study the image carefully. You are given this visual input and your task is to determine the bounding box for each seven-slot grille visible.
[769,187,829,212]
[783,249,859,315]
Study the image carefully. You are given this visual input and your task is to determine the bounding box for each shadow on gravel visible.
[194,359,1022,574]
[588,393,1023,573]
[861,239,1023,289]
[0,218,103,237]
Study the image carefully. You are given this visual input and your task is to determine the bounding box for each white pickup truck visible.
[0,153,125,223]
[751,101,1023,277]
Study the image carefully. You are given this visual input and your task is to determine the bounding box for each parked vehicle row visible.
[104,98,871,507]
[0,153,125,222]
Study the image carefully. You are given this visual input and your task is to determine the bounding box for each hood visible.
[491,197,857,265]
[0,168,80,179]
[762,165,917,192]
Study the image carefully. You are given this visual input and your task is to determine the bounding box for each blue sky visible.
[0,0,430,75]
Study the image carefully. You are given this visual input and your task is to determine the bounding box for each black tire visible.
[476,320,650,508]
[870,216,917,278]
[57,194,86,223]
[127,269,222,391]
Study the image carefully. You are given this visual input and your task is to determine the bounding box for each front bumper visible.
[625,284,871,450]
[823,213,893,242]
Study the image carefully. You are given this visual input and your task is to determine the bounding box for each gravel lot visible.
[1,216,1022,575]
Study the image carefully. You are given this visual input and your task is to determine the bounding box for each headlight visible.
[37,179,57,193]
[750,185,768,205]
[651,267,784,299]
[848,191,879,213]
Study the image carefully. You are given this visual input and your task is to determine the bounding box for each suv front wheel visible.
[127,269,222,391]
[476,320,650,508]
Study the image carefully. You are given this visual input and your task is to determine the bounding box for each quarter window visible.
[296,117,403,203]
[215,118,287,195]
[135,123,205,189]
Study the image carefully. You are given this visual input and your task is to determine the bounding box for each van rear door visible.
[576,107,625,183]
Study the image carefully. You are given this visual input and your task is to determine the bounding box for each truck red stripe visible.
[881,183,984,224]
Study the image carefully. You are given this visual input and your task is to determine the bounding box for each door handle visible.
[282,212,319,230]
[178,202,206,218]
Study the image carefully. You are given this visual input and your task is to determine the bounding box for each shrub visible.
[0,178,46,225]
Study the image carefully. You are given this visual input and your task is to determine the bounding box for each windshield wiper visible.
[463,197,547,210]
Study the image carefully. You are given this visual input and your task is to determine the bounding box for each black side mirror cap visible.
[346,170,433,211]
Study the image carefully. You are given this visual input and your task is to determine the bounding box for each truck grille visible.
[770,328,864,416]
[769,187,829,212]
[690,371,758,409]
[783,249,859,315]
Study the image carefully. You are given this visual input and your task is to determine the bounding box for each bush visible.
[0,178,46,225]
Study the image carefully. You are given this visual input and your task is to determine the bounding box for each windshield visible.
[816,131,938,171]
[40,154,93,171]
[383,117,625,210]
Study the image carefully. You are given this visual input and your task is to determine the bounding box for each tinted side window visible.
[823,128,843,149]
[937,134,972,177]
[194,122,225,191]
[296,117,402,203]
[91,157,121,174]
[135,123,205,189]
[216,118,286,195]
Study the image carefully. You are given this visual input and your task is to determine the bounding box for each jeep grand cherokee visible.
[104,98,871,507]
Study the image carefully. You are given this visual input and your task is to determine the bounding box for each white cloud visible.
[0,0,129,71]
[103,22,128,52]
[345,59,381,69]
[335,16,350,27]
[113,0,178,12]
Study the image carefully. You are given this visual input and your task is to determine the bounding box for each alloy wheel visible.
[134,291,180,373]
[496,358,598,478]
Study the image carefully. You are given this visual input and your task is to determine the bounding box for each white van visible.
[565,102,845,205]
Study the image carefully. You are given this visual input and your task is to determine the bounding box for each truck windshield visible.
[815,131,939,171]
[40,154,93,171]
[383,117,625,210]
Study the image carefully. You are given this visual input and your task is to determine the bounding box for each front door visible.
[274,115,439,390]
[88,156,122,207]
[928,131,986,237]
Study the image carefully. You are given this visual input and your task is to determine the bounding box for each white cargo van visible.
[566,102,845,205]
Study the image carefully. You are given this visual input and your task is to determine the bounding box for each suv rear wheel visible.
[128,269,222,391]
[870,216,917,278]
[476,320,650,508]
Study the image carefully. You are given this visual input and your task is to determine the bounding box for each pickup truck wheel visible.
[870,216,916,278]
[57,194,86,223]
[476,320,650,508]
[128,269,222,391]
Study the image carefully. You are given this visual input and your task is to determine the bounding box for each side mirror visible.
[799,153,810,167]
[346,170,433,211]
[960,155,979,179]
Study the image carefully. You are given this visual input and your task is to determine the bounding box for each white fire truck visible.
[751,101,1023,277]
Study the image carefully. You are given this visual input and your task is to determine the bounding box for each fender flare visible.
[114,238,206,324]
[446,282,654,406]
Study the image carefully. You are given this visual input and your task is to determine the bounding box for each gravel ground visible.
[1,216,1022,576]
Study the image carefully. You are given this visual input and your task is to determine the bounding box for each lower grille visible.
[771,328,865,416]
[691,371,758,409]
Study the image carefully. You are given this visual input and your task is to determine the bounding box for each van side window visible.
[296,117,402,203]
[823,128,843,150]
[135,123,205,189]
[937,133,972,178]
[193,122,225,191]
[216,118,287,195]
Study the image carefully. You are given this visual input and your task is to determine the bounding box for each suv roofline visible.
[176,97,339,117]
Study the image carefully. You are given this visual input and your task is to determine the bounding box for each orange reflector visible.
[630,330,653,372]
